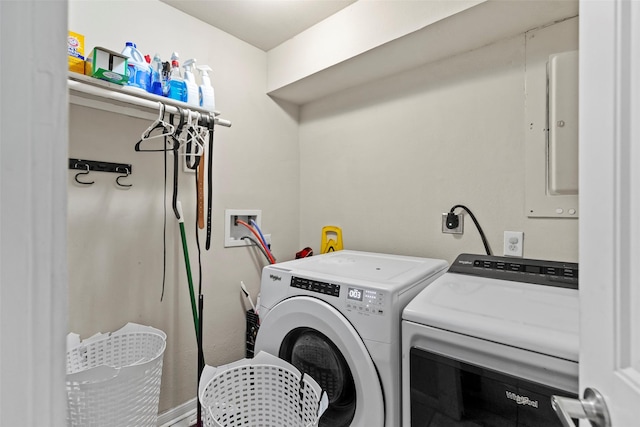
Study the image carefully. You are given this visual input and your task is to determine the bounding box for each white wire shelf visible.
[68,73,231,127]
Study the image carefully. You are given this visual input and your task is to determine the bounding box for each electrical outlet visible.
[442,213,464,234]
[504,231,524,257]
[224,209,262,248]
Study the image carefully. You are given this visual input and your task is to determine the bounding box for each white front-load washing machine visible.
[254,250,448,427]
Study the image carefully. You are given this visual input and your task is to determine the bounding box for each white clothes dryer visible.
[402,253,580,427]
[254,250,448,427]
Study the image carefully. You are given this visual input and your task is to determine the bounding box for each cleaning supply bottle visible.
[197,65,215,111]
[144,54,152,91]
[162,61,171,96]
[149,53,164,96]
[167,52,186,102]
[121,42,150,91]
[182,59,199,107]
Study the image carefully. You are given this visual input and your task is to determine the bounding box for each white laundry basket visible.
[65,322,167,427]
[199,351,329,427]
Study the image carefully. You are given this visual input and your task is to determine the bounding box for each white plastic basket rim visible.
[66,322,166,384]
[199,351,329,427]
[67,322,167,350]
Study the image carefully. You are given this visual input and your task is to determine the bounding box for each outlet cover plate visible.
[504,231,524,257]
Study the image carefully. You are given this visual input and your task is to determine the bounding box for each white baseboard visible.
[157,397,197,427]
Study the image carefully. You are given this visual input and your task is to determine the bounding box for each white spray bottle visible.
[197,65,215,111]
[182,58,199,107]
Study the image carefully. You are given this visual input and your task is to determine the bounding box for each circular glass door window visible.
[280,328,356,427]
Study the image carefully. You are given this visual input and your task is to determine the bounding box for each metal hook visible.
[115,167,132,188]
[74,163,94,185]
[157,102,166,121]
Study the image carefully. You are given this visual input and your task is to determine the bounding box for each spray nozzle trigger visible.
[183,58,197,71]
[197,65,212,75]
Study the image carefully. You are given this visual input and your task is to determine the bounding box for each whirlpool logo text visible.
[505,391,539,408]
[269,274,282,282]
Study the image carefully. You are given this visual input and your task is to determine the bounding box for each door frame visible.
[0,1,68,426]
[579,0,640,425]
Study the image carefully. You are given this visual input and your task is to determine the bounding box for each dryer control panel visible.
[449,253,578,289]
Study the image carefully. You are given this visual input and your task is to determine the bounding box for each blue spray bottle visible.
[149,53,164,96]
[167,52,186,102]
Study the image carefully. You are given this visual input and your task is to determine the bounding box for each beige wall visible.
[68,0,300,412]
[298,18,579,265]
[68,1,579,415]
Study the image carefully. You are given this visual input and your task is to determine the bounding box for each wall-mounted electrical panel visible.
[548,50,579,196]
[524,18,579,219]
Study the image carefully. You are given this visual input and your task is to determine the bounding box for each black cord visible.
[241,235,271,264]
[171,109,185,220]
[449,204,492,256]
[197,294,204,427]
[205,117,215,251]
[195,165,205,427]
[161,135,168,302]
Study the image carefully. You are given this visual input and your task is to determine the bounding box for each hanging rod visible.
[68,74,232,127]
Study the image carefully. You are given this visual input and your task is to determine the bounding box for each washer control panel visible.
[290,276,386,316]
[291,276,340,297]
[345,287,385,316]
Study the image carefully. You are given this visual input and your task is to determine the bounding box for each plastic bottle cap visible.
[172,60,179,67]
[126,42,136,48]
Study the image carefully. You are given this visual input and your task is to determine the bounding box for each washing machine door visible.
[255,296,384,427]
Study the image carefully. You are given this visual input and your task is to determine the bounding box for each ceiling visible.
[160,0,358,51]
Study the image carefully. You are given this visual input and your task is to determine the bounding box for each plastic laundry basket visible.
[199,351,329,427]
[65,322,167,427]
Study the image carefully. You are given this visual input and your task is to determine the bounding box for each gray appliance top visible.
[270,250,448,291]
[403,253,579,361]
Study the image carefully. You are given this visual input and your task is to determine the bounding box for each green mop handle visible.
[177,201,200,341]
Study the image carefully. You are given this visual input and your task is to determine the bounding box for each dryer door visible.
[255,296,384,427]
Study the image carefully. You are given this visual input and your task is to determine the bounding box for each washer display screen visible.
[347,288,363,302]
